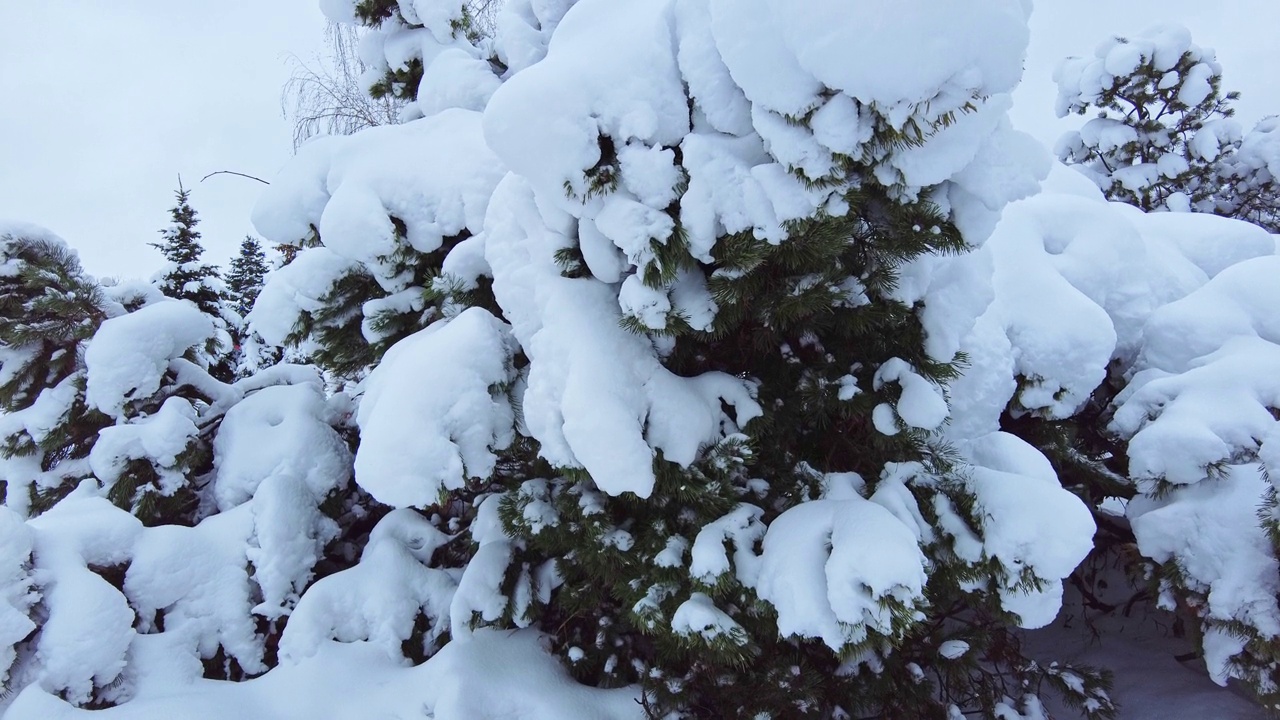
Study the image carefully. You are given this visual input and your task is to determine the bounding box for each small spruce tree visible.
[151,180,235,381]
[224,236,269,318]
[224,236,280,376]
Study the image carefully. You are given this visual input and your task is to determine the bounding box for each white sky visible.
[1,1,1277,280]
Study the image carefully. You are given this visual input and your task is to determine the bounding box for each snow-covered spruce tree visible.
[940,149,1280,708]
[224,236,269,319]
[0,224,113,517]
[1055,24,1240,213]
[248,1,1105,718]
[1055,23,1280,231]
[0,226,360,705]
[222,236,280,377]
[151,182,236,382]
[1214,116,1280,233]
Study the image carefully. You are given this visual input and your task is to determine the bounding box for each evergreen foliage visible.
[0,231,112,511]
[306,10,1113,715]
[151,181,235,382]
[1057,27,1279,230]
[224,236,269,319]
[7,5,1278,719]
[152,182,223,316]
[224,236,281,377]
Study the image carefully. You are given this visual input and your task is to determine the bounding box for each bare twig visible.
[200,171,270,186]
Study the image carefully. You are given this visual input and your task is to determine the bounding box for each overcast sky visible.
[2,1,1277,280]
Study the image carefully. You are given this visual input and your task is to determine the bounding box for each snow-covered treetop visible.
[1054,24,1245,214]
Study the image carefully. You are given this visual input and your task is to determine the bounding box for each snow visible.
[354,308,518,508]
[0,508,35,687]
[5,630,644,720]
[247,248,355,348]
[6,1,1279,717]
[125,507,265,675]
[688,504,765,585]
[279,509,456,663]
[213,383,351,511]
[670,592,746,644]
[23,487,143,705]
[89,397,199,495]
[253,109,506,290]
[873,358,949,431]
[485,0,690,209]
[756,495,928,651]
[84,300,214,418]
[765,0,1029,108]
[482,175,760,498]
[938,639,970,660]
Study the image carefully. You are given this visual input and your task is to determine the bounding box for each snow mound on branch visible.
[421,629,645,719]
[0,220,70,251]
[959,434,1096,628]
[24,487,142,706]
[355,308,518,508]
[671,592,746,644]
[1129,465,1280,685]
[1113,205,1275,281]
[944,163,1276,440]
[1134,254,1280,376]
[213,383,352,511]
[1116,336,1280,486]
[124,506,265,676]
[872,358,949,432]
[280,509,456,663]
[0,508,36,687]
[764,0,1029,109]
[484,0,690,207]
[483,176,761,498]
[252,109,506,290]
[756,495,927,651]
[247,247,355,348]
[1109,256,1280,488]
[84,301,213,418]
[88,397,199,495]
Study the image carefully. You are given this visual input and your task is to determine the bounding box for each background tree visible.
[224,236,269,319]
[1213,115,1280,232]
[151,181,235,381]
[1056,24,1278,229]
[1055,25,1239,212]
[224,235,281,376]
[281,21,405,150]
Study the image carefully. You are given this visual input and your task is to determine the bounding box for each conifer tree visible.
[223,236,282,376]
[1214,116,1280,233]
[224,236,269,319]
[1055,26,1239,213]
[1056,24,1278,230]
[151,181,235,381]
[258,4,1108,718]
[0,227,112,515]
